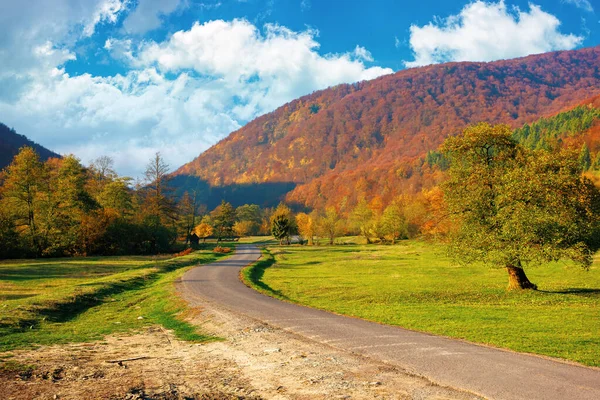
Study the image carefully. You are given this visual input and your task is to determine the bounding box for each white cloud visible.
[404,1,583,68]
[122,0,185,35]
[83,0,129,37]
[563,0,594,13]
[353,46,374,62]
[0,11,392,177]
[127,19,391,119]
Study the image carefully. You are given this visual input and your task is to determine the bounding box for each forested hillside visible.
[0,123,60,169]
[176,46,600,209]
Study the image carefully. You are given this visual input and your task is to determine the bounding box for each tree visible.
[350,199,374,243]
[211,200,236,240]
[380,201,407,243]
[0,147,46,254]
[317,207,341,245]
[46,155,98,255]
[97,177,133,217]
[192,220,214,243]
[441,123,600,290]
[144,152,176,224]
[178,191,199,244]
[233,220,254,237]
[235,204,262,235]
[296,212,315,245]
[271,214,291,244]
[270,203,295,244]
[0,209,20,258]
[579,143,591,171]
[90,155,117,180]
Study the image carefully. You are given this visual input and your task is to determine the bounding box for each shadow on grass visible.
[0,293,36,301]
[38,276,152,324]
[538,288,600,297]
[0,264,139,281]
[1,276,151,334]
[243,252,291,301]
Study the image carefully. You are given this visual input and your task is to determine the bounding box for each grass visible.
[244,240,600,367]
[237,236,278,244]
[0,244,234,352]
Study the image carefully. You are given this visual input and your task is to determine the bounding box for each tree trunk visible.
[506,265,537,290]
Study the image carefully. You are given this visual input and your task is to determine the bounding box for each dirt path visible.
[2,294,479,399]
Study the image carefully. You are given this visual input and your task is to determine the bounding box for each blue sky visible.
[0,0,598,176]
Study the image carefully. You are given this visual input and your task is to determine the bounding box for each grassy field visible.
[245,240,600,367]
[0,245,233,352]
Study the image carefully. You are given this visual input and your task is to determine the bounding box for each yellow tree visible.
[0,147,46,254]
[296,212,315,245]
[193,221,214,243]
[233,220,253,237]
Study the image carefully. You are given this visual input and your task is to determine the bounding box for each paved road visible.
[181,245,600,400]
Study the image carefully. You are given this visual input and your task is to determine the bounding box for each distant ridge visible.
[0,123,61,170]
[174,46,600,209]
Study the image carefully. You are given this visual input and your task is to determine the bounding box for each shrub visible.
[173,248,193,257]
[213,246,232,254]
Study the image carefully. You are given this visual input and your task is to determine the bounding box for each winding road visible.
[181,245,600,400]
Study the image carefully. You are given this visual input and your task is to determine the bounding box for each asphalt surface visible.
[181,244,600,400]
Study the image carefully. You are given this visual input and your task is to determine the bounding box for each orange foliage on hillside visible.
[174,46,600,209]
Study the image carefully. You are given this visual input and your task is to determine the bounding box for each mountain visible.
[174,46,600,210]
[0,123,60,170]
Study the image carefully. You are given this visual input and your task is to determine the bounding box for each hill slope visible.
[0,123,60,170]
[174,46,600,209]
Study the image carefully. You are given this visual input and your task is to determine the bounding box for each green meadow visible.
[0,246,233,352]
[244,240,600,367]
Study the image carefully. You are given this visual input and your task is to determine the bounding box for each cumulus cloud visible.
[124,20,391,116]
[404,1,583,68]
[0,9,392,177]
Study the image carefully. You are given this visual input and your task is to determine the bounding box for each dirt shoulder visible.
[1,287,481,400]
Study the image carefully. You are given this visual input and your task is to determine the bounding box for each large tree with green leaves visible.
[441,123,600,290]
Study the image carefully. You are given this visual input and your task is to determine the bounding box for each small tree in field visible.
[193,221,213,243]
[318,207,341,245]
[296,212,315,245]
[381,201,407,244]
[233,220,253,237]
[271,214,291,244]
[442,123,600,290]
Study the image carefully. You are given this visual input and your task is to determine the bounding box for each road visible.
[181,244,600,400]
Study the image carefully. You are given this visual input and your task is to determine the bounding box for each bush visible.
[213,246,232,254]
[173,248,193,257]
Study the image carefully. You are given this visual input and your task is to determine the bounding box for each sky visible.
[0,0,598,177]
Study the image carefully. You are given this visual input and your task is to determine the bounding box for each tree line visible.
[0,149,277,258]
[2,121,600,291]
[0,145,444,258]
